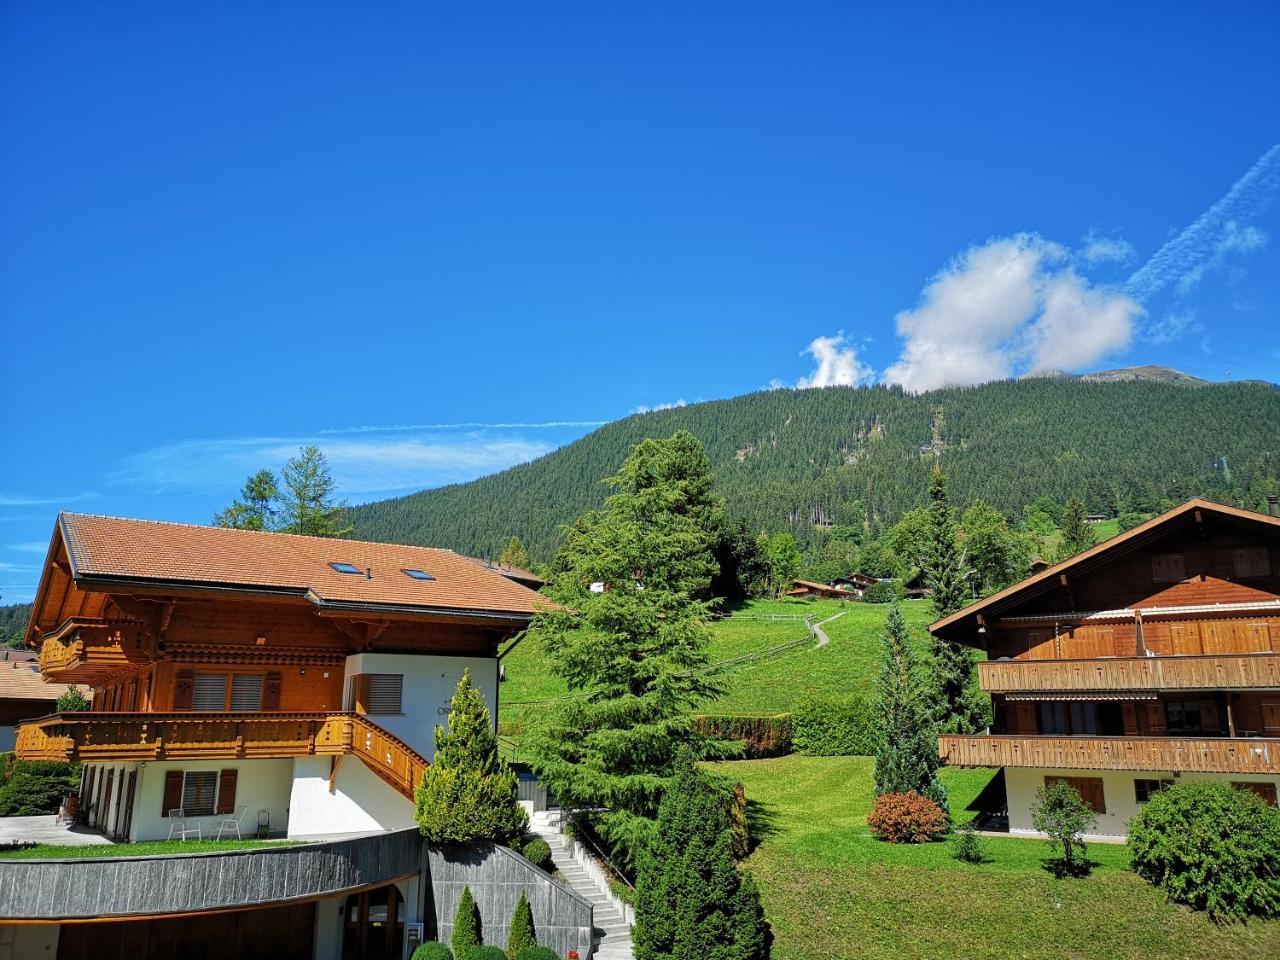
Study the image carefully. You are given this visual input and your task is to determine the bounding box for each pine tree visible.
[213,468,279,530]
[634,759,769,960]
[873,605,948,813]
[452,886,481,959]
[506,891,536,959]
[278,446,352,537]
[525,432,726,867]
[416,670,527,845]
[1058,496,1095,560]
[498,535,530,570]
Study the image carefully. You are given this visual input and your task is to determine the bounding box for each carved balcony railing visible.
[15,711,428,800]
[978,653,1280,694]
[37,619,153,685]
[938,733,1280,774]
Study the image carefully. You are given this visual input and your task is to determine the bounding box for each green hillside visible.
[351,378,1280,561]
[0,603,32,649]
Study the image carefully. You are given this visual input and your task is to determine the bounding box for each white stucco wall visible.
[342,653,499,761]
[287,755,416,839]
[1005,766,1280,839]
[125,758,295,842]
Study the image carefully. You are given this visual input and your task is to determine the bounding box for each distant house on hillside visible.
[1085,513,1109,524]
[0,654,87,752]
[467,556,545,590]
[785,579,848,600]
[832,573,878,599]
[902,571,932,600]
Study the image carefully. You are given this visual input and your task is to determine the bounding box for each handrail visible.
[978,652,1280,693]
[939,732,1280,774]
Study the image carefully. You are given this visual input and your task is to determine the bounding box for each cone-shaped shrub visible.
[452,886,481,960]
[507,891,536,959]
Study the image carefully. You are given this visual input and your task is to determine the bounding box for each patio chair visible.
[166,808,201,841]
[216,805,248,840]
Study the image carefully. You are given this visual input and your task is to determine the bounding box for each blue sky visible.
[2,2,1278,602]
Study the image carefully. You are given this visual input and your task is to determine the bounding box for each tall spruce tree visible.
[923,463,985,733]
[1058,496,1096,560]
[525,432,726,867]
[213,468,279,531]
[415,670,527,845]
[278,446,352,537]
[634,758,770,960]
[873,605,947,812]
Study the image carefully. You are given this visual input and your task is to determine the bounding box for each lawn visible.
[714,755,1280,960]
[0,838,292,859]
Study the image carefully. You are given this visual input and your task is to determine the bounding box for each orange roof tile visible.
[58,513,549,620]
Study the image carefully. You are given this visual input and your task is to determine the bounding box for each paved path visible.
[809,610,846,648]
[0,815,112,846]
[530,811,633,960]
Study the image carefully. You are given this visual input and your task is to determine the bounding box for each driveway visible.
[0,815,113,846]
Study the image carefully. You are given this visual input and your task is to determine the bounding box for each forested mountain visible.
[0,603,33,649]
[351,378,1280,562]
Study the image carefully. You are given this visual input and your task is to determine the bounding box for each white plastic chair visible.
[216,805,248,840]
[166,808,201,841]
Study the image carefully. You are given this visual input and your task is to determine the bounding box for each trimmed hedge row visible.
[792,695,876,756]
[692,714,793,758]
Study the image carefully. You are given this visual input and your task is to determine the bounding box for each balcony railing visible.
[939,733,1280,774]
[38,621,153,685]
[15,711,428,800]
[978,653,1280,694]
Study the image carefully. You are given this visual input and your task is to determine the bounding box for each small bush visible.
[452,886,481,960]
[0,760,80,817]
[1129,780,1280,920]
[56,685,91,712]
[691,714,793,758]
[951,821,985,864]
[411,944,453,960]
[728,781,749,859]
[867,791,948,844]
[792,695,876,756]
[521,838,553,872]
[507,891,536,959]
[469,949,507,960]
[863,580,899,603]
[516,948,559,960]
[1031,779,1096,877]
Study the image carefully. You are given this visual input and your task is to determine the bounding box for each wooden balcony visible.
[939,733,1280,774]
[37,620,153,685]
[15,711,428,800]
[978,653,1280,694]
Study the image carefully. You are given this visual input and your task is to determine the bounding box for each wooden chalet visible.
[932,498,1280,838]
[6,513,557,959]
[832,573,878,598]
[784,579,849,600]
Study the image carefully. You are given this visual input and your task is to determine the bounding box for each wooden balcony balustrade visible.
[978,653,1280,694]
[15,711,429,800]
[37,620,154,686]
[939,733,1280,774]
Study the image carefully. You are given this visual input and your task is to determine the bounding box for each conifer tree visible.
[634,759,769,960]
[506,891,536,959]
[873,605,948,812]
[213,468,279,531]
[525,432,726,867]
[498,536,530,570]
[416,670,527,845]
[1058,496,1096,560]
[278,446,353,537]
[452,886,481,959]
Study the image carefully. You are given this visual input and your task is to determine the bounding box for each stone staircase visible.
[529,810,634,960]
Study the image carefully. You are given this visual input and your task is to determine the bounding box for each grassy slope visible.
[718,755,1280,960]
[0,838,288,859]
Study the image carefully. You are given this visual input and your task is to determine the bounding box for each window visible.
[330,562,362,575]
[229,674,264,711]
[1151,552,1187,583]
[1134,779,1174,803]
[181,771,218,816]
[355,674,403,715]
[1035,700,1122,735]
[401,568,435,581]
[1164,700,1222,734]
[192,674,229,711]
[1233,547,1272,579]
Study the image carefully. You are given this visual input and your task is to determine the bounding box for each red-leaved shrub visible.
[867,791,948,843]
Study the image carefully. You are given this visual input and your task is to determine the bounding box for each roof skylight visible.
[402,568,435,581]
[329,562,362,575]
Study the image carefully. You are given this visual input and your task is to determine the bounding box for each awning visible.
[1004,692,1158,701]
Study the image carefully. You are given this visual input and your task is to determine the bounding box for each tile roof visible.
[0,660,84,703]
[58,513,550,619]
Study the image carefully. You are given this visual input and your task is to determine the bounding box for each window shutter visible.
[229,675,263,711]
[192,674,228,711]
[1200,701,1220,733]
[1146,702,1167,734]
[363,674,403,715]
[216,769,238,815]
[174,670,196,710]
[263,672,282,711]
[162,770,184,816]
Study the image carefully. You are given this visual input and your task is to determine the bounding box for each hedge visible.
[792,695,876,756]
[692,714,792,758]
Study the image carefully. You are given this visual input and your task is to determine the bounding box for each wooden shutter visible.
[1145,702,1167,734]
[1200,701,1221,733]
[162,770,184,816]
[1232,781,1278,805]
[1048,775,1106,814]
[1121,702,1140,736]
[263,672,282,710]
[1170,622,1201,655]
[174,670,196,710]
[121,771,137,841]
[216,769,238,815]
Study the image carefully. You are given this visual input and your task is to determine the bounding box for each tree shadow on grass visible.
[745,798,781,852]
[1042,856,1100,878]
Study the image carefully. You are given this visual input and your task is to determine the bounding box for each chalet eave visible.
[939,733,1280,774]
[979,651,1280,693]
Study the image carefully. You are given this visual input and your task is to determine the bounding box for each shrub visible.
[691,714,792,758]
[863,580,899,603]
[1129,780,1280,920]
[470,949,507,960]
[516,949,559,960]
[867,791,948,844]
[56,685,91,712]
[507,891,536,959]
[452,886,481,960]
[412,944,453,960]
[792,695,876,756]
[727,781,749,859]
[1030,779,1096,876]
[0,760,80,817]
[951,821,985,864]
[521,838,553,872]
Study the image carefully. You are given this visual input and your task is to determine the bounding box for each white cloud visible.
[3,542,47,553]
[1081,234,1135,265]
[1126,142,1280,300]
[0,492,98,507]
[1024,271,1135,373]
[797,334,874,388]
[633,399,688,414]
[1141,307,1204,345]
